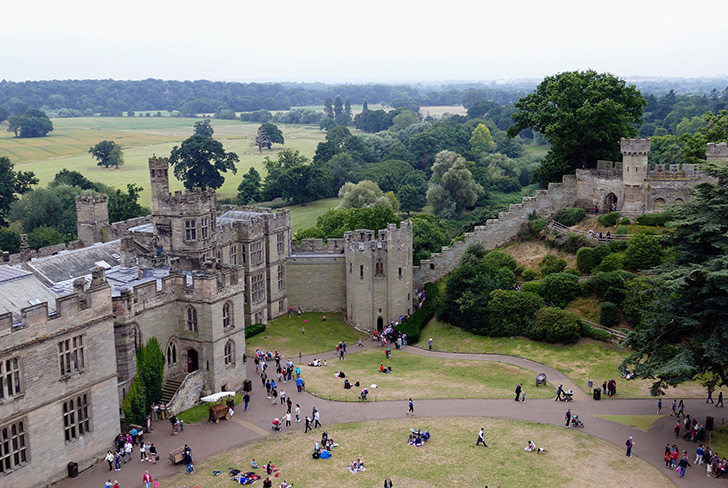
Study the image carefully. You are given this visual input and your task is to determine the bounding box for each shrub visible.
[485,290,544,337]
[121,376,147,425]
[603,286,627,305]
[528,307,581,344]
[624,233,663,269]
[541,273,580,308]
[521,269,538,282]
[599,302,620,327]
[594,253,624,272]
[593,244,612,264]
[636,211,675,227]
[554,207,587,226]
[615,225,629,235]
[528,219,548,237]
[0,228,21,254]
[540,254,567,276]
[514,265,525,276]
[608,240,628,252]
[597,212,620,227]
[245,323,266,339]
[521,281,544,296]
[483,250,518,272]
[564,267,580,276]
[620,217,631,225]
[562,233,587,253]
[584,271,635,299]
[576,247,597,274]
[580,322,612,342]
[396,282,440,344]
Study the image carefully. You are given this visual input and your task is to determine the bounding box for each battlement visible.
[291,238,345,254]
[621,138,651,155]
[156,187,217,208]
[706,142,728,162]
[345,221,411,244]
[0,266,111,335]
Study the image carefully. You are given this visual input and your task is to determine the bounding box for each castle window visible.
[186,307,198,332]
[63,393,91,443]
[277,265,285,292]
[0,357,22,401]
[277,233,284,254]
[251,273,265,304]
[201,217,209,240]
[360,265,364,279]
[278,301,285,313]
[58,335,85,377]
[398,267,402,278]
[0,419,28,473]
[349,263,352,274]
[241,245,246,264]
[375,260,384,277]
[185,220,197,241]
[231,245,238,265]
[224,340,235,366]
[223,301,232,328]
[167,342,177,366]
[251,241,263,265]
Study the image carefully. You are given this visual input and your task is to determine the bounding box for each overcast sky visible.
[2,0,727,83]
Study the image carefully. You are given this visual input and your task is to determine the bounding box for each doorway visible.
[187,349,199,373]
[377,317,384,333]
[605,193,618,212]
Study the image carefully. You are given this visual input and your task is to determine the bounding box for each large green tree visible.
[0,156,38,226]
[426,150,483,219]
[681,110,728,163]
[623,163,728,394]
[7,109,54,138]
[89,140,124,168]
[237,167,263,204]
[507,70,646,186]
[338,180,391,209]
[169,134,239,189]
[193,119,214,137]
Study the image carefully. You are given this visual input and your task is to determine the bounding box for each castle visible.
[0,139,724,487]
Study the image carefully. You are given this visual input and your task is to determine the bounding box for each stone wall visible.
[412,175,578,288]
[167,370,204,416]
[286,255,346,312]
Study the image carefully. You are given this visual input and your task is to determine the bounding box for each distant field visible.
[0,117,326,207]
[419,105,467,118]
[284,197,341,234]
[523,142,550,156]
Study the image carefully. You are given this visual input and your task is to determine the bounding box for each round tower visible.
[621,138,650,186]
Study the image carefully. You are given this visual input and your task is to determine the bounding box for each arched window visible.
[224,340,235,366]
[186,307,198,332]
[375,259,384,277]
[223,301,232,328]
[167,341,178,366]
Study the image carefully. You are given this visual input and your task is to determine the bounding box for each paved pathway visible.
[55,340,728,488]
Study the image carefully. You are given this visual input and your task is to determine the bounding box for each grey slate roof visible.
[0,265,58,323]
[27,240,122,285]
[217,210,266,225]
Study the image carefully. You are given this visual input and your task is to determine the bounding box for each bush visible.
[0,228,21,254]
[540,254,567,276]
[562,233,587,253]
[576,247,597,274]
[528,219,548,237]
[599,302,620,327]
[245,323,266,339]
[584,271,635,299]
[593,244,612,264]
[620,217,631,225]
[554,207,587,226]
[636,211,675,227]
[482,250,518,272]
[528,308,581,344]
[564,267,580,276]
[594,253,624,272]
[541,273,580,308]
[514,265,525,276]
[396,282,440,344]
[485,290,544,337]
[608,240,628,252]
[521,281,544,296]
[597,212,620,227]
[615,225,629,235]
[580,322,612,342]
[121,376,147,425]
[624,233,663,269]
[521,269,538,282]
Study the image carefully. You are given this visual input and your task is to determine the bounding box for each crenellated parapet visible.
[706,142,728,162]
[291,238,345,254]
[621,137,651,155]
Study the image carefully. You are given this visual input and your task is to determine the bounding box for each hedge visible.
[598,212,620,227]
[540,254,567,276]
[554,207,587,226]
[521,280,544,296]
[580,321,612,342]
[395,282,440,344]
[599,302,620,327]
[245,323,266,339]
[576,247,597,274]
[528,307,581,344]
[636,211,675,227]
[541,272,580,308]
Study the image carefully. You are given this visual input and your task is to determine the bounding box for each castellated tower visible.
[75,193,110,246]
[621,138,651,213]
[148,156,217,268]
[344,221,413,333]
[706,142,728,162]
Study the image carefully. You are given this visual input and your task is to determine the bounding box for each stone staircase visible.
[160,377,183,405]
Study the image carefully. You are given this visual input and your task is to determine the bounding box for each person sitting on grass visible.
[344,379,351,389]
[379,364,391,374]
[525,441,536,452]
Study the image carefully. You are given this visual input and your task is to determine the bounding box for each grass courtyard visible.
[161,417,672,488]
[302,348,555,402]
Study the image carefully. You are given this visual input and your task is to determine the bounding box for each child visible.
[521,391,526,402]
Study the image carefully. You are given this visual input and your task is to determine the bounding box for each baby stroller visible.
[360,388,369,400]
[571,414,584,428]
[272,418,282,431]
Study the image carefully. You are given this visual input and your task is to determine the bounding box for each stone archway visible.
[377,317,384,333]
[187,349,199,372]
[654,197,667,208]
[605,193,618,212]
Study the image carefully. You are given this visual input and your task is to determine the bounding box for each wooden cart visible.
[208,403,230,423]
[169,446,186,464]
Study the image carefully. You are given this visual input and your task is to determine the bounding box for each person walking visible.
[626,437,634,457]
[565,409,571,428]
[657,398,662,414]
[515,383,522,402]
[142,471,152,488]
[707,387,715,403]
[555,385,563,402]
[243,393,250,412]
[105,450,115,471]
[285,412,292,428]
[313,409,322,428]
[407,398,414,416]
[717,391,724,407]
[671,400,677,416]
[304,416,312,433]
[678,456,691,478]
[384,477,393,488]
[428,337,433,351]
[476,428,488,447]
[677,400,685,418]
[114,450,122,471]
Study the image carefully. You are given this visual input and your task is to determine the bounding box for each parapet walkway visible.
[55,338,725,488]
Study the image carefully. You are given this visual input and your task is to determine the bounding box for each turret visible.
[621,138,650,186]
[76,194,110,246]
[706,142,728,163]
[149,156,170,215]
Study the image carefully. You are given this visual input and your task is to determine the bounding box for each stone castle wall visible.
[286,255,346,312]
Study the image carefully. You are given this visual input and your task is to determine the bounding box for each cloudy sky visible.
[2,0,727,83]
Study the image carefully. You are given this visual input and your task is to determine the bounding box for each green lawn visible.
[420,319,705,399]
[162,417,671,488]
[246,313,366,358]
[710,422,728,458]
[304,348,554,401]
[284,197,341,234]
[595,414,664,432]
[1,117,326,207]
[177,393,242,424]
[523,142,551,157]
